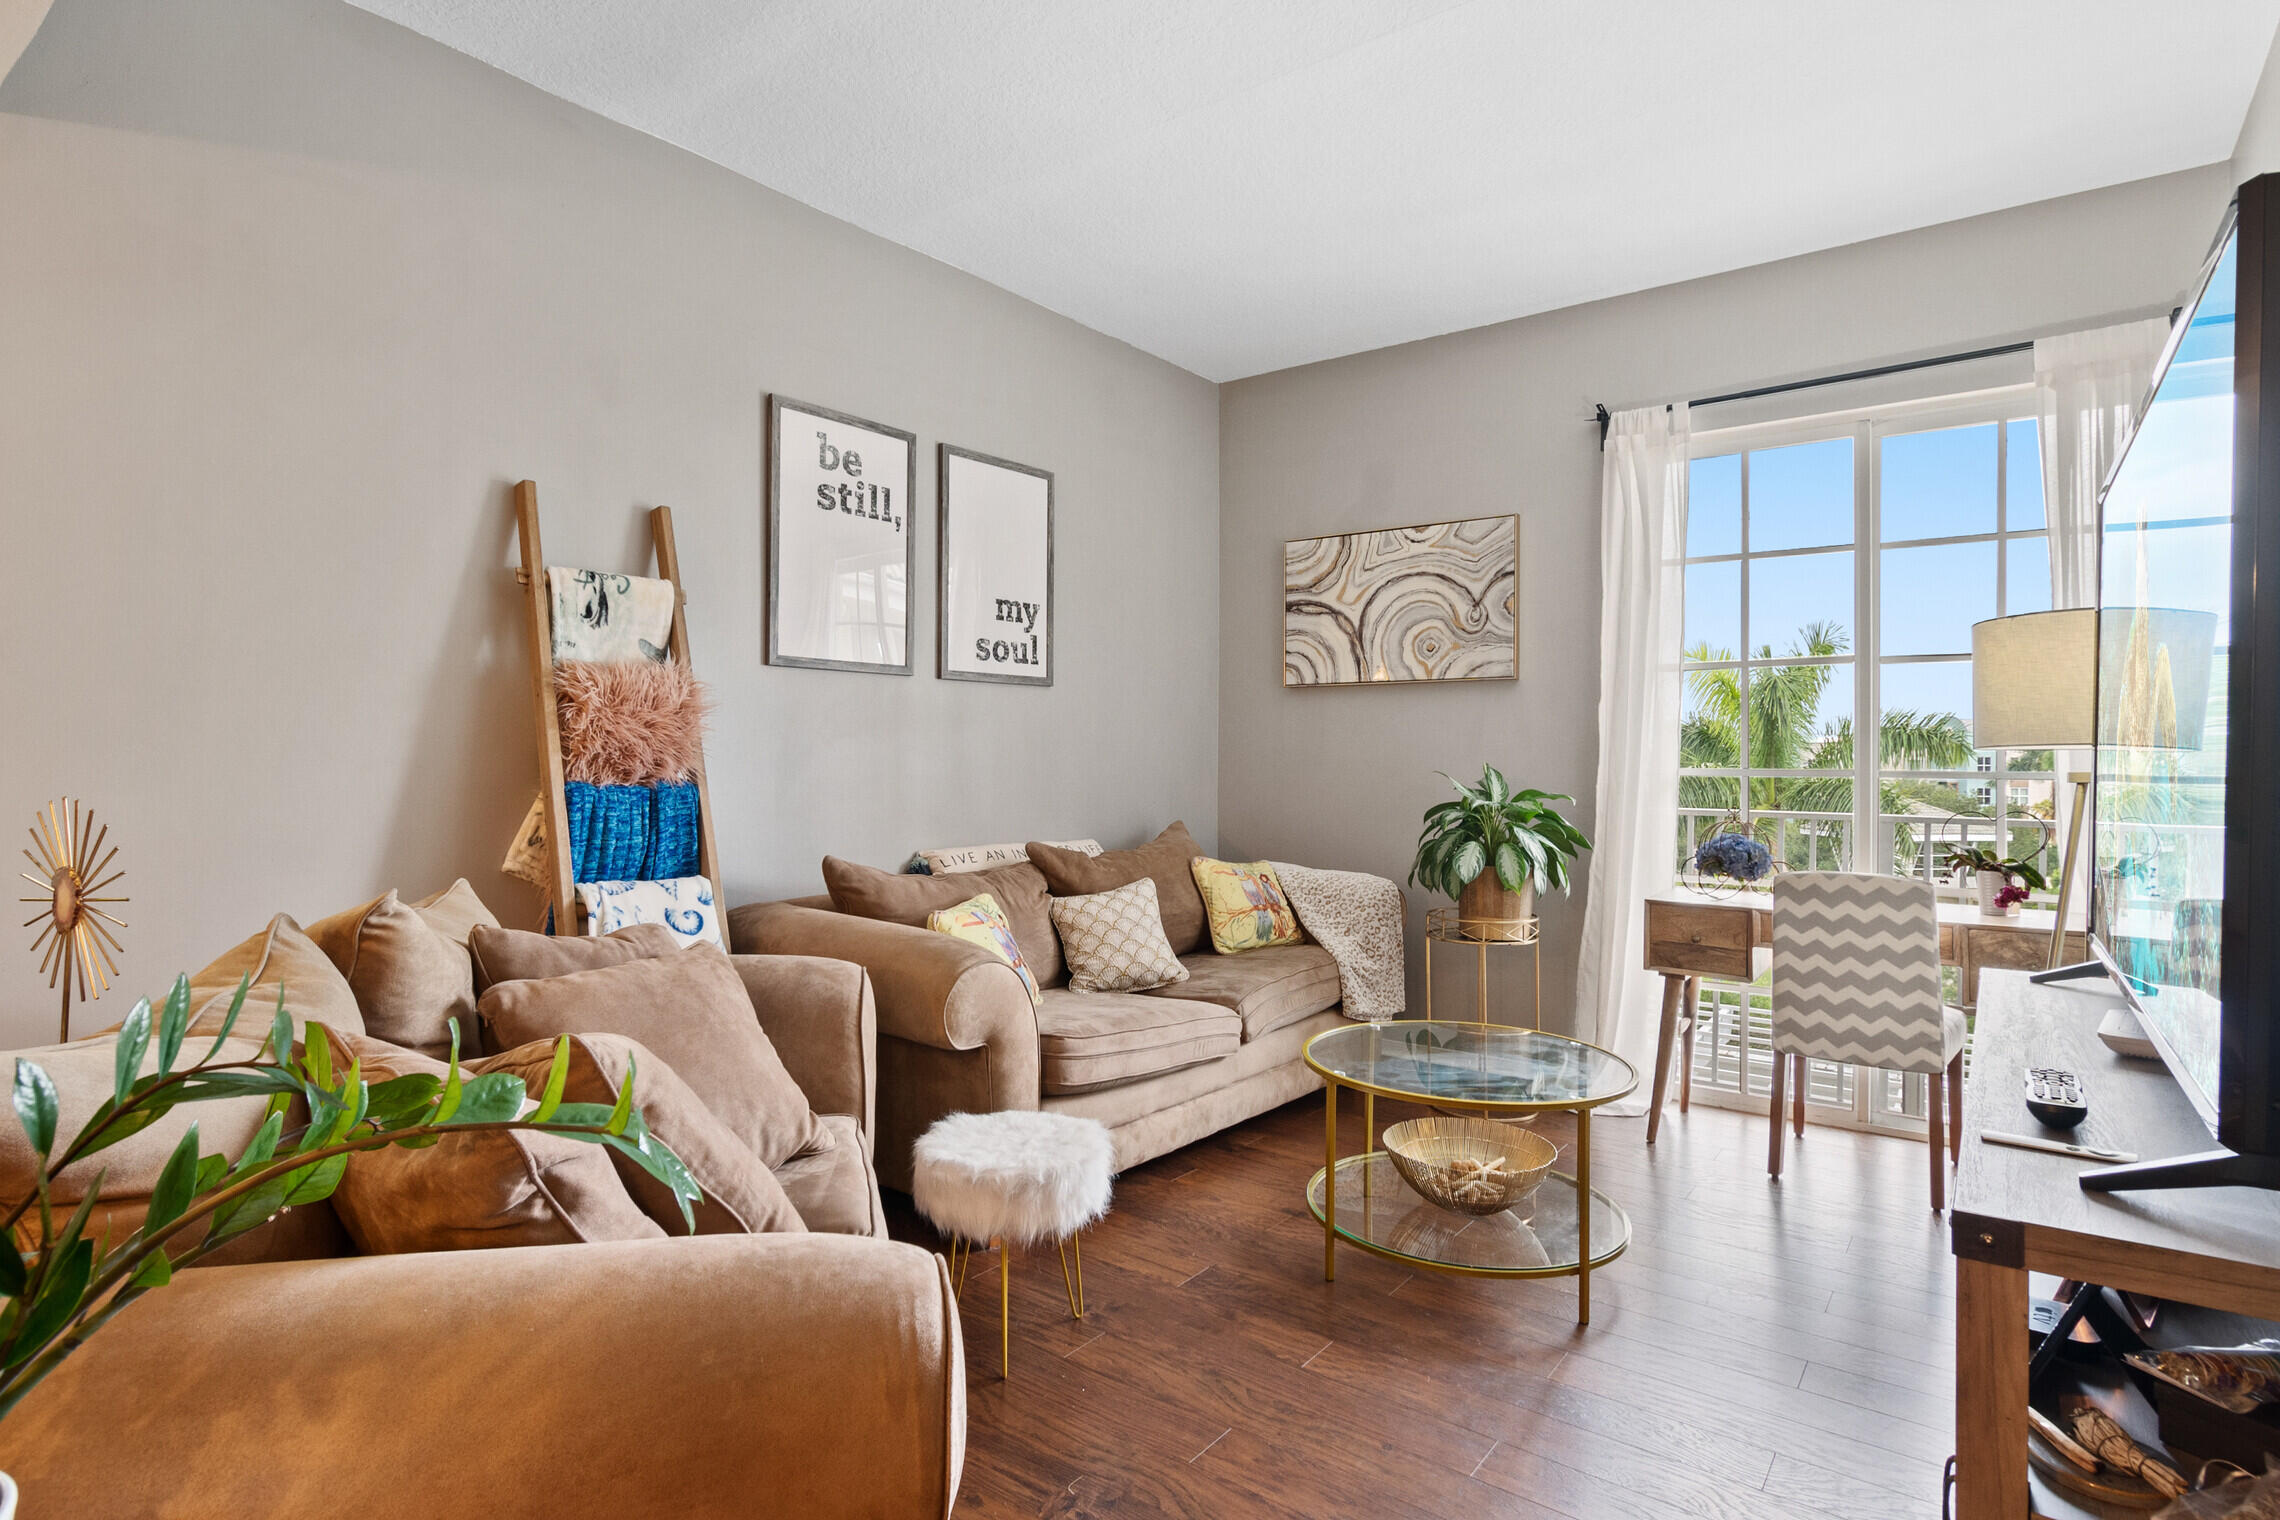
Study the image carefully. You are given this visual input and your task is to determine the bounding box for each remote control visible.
[2025,1067,2088,1130]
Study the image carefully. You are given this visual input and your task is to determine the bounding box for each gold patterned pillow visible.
[1049,878,1190,994]
[1189,858,1302,954]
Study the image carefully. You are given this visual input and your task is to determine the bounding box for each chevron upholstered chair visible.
[1769,872,1967,1210]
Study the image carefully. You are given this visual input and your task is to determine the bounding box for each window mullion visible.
[1857,420,1878,878]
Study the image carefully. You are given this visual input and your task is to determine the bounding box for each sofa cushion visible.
[771,1114,884,1236]
[1028,822,1209,955]
[468,921,680,995]
[479,945,830,1168]
[479,1033,806,1236]
[823,856,1063,987]
[925,892,1042,1006]
[1033,988,1239,1095]
[1190,858,1304,954]
[329,1034,663,1255]
[183,915,365,1039]
[302,890,474,1058]
[1146,942,1341,1041]
[1051,878,1188,994]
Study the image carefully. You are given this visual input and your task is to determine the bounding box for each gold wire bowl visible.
[1382,1116,1556,1217]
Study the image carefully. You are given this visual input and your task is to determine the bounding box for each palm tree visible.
[1680,620,1975,867]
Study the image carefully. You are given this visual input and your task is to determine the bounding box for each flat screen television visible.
[2078,175,2280,1192]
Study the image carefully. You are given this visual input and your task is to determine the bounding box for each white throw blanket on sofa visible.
[1270,862,1405,1021]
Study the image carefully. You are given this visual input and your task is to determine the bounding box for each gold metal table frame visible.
[1302,1020,1639,1325]
[1422,907,1541,1029]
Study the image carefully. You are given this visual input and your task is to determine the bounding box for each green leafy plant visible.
[0,972,698,1424]
[1944,845,2049,893]
[1409,764,1591,901]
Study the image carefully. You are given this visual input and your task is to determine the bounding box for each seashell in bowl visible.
[1382,1115,1556,1217]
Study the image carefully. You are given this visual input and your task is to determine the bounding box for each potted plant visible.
[1409,764,1590,941]
[0,973,696,1479]
[1945,845,2049,918]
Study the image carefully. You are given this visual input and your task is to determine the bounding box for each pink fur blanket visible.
[556,659,711,785]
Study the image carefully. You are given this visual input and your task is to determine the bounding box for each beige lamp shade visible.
[1972,609,2096,749]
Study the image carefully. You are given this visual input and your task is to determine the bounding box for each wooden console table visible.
[1951,971,2280,1518]
[1640,889,2084,1143]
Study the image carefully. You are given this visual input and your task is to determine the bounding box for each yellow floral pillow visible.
[1188,858,1302,954]
[925,892,1042,1007]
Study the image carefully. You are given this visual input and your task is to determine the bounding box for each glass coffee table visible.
[1303,1020,1638,1324]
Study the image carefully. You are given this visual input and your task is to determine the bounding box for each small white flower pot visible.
[1975,869,2017,918]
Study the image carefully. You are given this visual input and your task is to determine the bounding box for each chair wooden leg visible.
[1679,977,1698,1113]
[1928,1073,1948,1213]
[1791,1054,1806,1137]
[1767,1050,1788,1179]
[1947,1052,1964,1162]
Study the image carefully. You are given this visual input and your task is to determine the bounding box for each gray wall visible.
[2237,23,2280,183]
[0,0,1219,1044]
[1219,165,2235,1033]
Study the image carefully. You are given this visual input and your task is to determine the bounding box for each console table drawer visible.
[1644,900,1756,978]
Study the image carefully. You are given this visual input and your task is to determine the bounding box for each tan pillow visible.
[481,1035,804,1235]
[1050,878,1190,994]
[478,947,829,1169]
[328,1033,662,1254]
[299,892,472,1058]
[182,915,365,1039]
[822,856,1063,986]
[468,921,680,995]
[0,1037,272,1202]
[1028,822,1209,955]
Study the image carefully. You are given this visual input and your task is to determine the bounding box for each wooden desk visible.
[1952,972,2280,1518]
[1640,889,2085,1143]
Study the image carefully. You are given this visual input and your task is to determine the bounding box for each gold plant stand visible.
[1422,906,1540,1030]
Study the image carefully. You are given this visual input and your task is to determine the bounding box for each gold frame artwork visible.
[1282,513,1519,687]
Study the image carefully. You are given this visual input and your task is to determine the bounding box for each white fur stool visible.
[910,1110,1114,1378]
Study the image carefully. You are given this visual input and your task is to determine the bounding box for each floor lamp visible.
[1971,610,2095,970]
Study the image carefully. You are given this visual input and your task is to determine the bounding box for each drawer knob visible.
[1689,931,1703,943]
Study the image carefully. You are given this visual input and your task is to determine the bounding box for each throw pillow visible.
[1050,878,1190,994]
[302,891,471,1058]
[1027,823,1209,956]
[468,921,679,995]
[181,915,365,1039]
[555,658,711,786]
[1190,858,1304,954]
[822,856,1064,986]
[574,874,724,949]
[329,1033,664,1254]
[478,946,830,1169]
[478,1034,805,1236]
[915,839,1102,875]
[924,893,1042,1006]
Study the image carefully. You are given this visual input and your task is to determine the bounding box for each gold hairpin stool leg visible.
[1057,1232,1085,1318]
[947,1235,971,1297]
[998,1236,1010,1379]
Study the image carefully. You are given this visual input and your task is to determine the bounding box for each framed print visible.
[1283,513,1517,686]
[938,444,1053,686]
[767,395,917,674]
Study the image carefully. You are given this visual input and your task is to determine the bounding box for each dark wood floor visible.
[888,1090,1957,1520]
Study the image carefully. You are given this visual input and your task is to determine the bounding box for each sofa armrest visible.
[729,901,1037,1057]
[733,952,876,1144]
[7,1234,964,1518]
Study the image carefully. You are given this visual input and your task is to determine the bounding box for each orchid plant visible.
[0,973,697,1424]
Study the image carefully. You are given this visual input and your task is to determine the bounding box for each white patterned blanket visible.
[1270,862,1406,1021]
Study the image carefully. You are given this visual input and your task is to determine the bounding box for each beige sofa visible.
[731,885,1347,1192]
[3,951,965,1518]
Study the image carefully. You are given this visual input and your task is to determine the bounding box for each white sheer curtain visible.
[2036,317,2169,608]
[1575,404,1688,1115]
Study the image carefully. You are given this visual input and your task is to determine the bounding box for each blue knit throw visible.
[564,781,703,884]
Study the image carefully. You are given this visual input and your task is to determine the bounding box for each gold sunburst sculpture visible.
[20,799,127,1043]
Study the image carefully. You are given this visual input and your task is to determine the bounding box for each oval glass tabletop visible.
[1306,1155,1629,1276]
[1303,1020,1637,1110]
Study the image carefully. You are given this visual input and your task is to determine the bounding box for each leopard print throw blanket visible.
[1269,862,1406,1021]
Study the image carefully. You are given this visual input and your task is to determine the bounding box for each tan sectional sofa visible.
[3,924,964,1518]
[731,883,1348,1191]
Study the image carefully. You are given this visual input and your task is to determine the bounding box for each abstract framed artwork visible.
[766,395,917,675]
[1283,514,1517,686]
[938,444,1053,686]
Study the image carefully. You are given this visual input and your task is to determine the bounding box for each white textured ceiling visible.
[349,0,2280,381]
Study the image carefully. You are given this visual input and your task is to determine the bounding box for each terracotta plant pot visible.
[1458,872,1536,941]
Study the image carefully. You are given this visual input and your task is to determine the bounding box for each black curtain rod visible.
[1594,339,2034,446]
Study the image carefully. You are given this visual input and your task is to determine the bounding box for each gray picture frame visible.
[938,443,1054,687]
[766,394,918,675]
